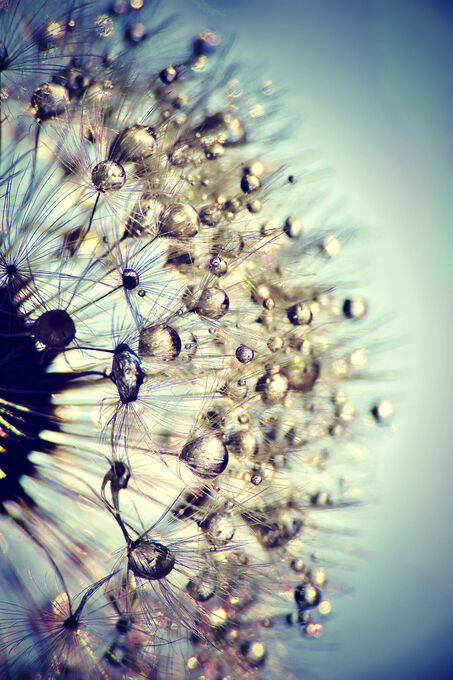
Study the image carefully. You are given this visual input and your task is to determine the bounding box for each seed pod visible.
[138,324,181,361]
[122,268,139,290]
[112,344,145,404]
[102,461,131,509]
[108,461,130,492]
[179,434,228,478]
[91,160,126,192]
[159,203,200,238]
[128,540,175,580]
[195,287,229,319]
[31,83,69,122]
[33,310,75,348]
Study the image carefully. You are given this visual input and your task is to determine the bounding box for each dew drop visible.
[294,582,322,610]
[284,216,302,238]
[227,430,258,457]
[343,297,367,320]
[180,434,228,478]
[138,324,181,361]
[160,65,178,83]
[31,83,69,122]
[240,640,267,667]
[110,124,156,163]
[128,539,175,580]
[240,173,261,194]
[159,203,200,238]
[112,343,145,403]
[33,309,75,348]
[91,160,126,192]
[235,345,254,363]
[287,302,313,326]
[186,572,216,602]
[195,287,229,319]
[201,513,235,546]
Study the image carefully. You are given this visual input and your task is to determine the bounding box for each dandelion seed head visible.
[0,0,396,676]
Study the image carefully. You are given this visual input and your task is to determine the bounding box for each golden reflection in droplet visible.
[322,234,341,257]
[350,347,367,368]
[312,567,327,588]
[186,656,199,670]
[209,606,228,627]
[318,599,332,615]
[377,399,394,419]
[250,161,264,176]
[332,358,348,377]
[339,402,355,422]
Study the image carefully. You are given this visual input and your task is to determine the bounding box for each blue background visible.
[175,1,452,678]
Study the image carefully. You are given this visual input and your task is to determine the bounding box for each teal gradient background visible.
[176,1,452,678]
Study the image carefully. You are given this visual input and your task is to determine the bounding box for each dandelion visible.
[0,0,395,678]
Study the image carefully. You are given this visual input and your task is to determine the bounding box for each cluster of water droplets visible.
[0,1,393,678]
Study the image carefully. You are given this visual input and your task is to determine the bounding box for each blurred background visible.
[173,0,452,678]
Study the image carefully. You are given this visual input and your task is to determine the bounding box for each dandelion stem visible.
[24,124,41,203]
[72,191,101,253]
[86,191,100,237]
